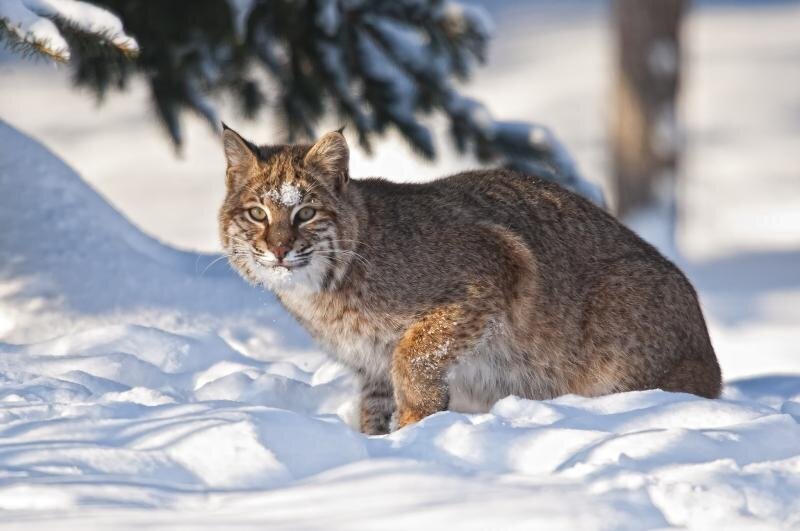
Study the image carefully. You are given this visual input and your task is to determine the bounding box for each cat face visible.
[218,126,356,292]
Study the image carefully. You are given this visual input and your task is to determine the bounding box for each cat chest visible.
[281,294,394,377]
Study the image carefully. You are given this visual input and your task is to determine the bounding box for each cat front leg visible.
[359,375,394,435]
[391,303,487,429]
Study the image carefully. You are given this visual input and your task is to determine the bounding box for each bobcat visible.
[218,125,722,435]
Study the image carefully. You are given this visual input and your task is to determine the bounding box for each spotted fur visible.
[218,126,722,434]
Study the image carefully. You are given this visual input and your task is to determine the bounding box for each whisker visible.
[199,254,230,277]
[314,250,370,268]
[322,248,371,264]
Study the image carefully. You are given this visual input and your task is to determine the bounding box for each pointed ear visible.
[222,123,258,186]
[304,131,349,190]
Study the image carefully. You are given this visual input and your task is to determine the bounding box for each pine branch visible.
[0,0,138,64]
[0,10,69,62]
[38,0,603,202]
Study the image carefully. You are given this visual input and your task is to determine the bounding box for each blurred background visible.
[1,0,799,379]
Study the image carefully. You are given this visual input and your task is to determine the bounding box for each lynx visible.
[218,125,722,434]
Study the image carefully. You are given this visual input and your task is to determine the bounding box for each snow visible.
[26,0,138,52]
[0,0,69,60]
[0,0,137,61]
[355,29,421,128]
[266,182,303,207]
[315,0,340,36]
[226,0,255,39]
[1,0,800,528]
[1,116,800,529]
[441,1,494,40]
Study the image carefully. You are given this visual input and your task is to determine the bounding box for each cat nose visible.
[270,244,290,261]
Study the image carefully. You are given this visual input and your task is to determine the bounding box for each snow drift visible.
[1,121,800,529]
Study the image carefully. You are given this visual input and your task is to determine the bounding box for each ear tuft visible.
[304,131,349,189]
[222,125,257,170]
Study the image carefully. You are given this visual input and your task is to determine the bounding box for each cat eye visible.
[295,206,316,223]
[248,207,268,222]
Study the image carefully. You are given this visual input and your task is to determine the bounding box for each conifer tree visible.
[1,0,601,202]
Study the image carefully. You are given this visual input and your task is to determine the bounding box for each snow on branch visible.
[0,0,137,62]
[34,0,603,203]
[358,3,602,202]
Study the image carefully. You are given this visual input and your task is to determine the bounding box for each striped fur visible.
[219,127,722,434]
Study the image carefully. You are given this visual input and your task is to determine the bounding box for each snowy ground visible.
[1,1,799,529]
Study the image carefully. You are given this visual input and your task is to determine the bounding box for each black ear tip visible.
[335,125,346,135]
[221,121,231,132]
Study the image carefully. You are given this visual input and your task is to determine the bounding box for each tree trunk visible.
[611,0,688,218]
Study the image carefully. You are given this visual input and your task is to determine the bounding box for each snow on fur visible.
[266,182,303,207]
